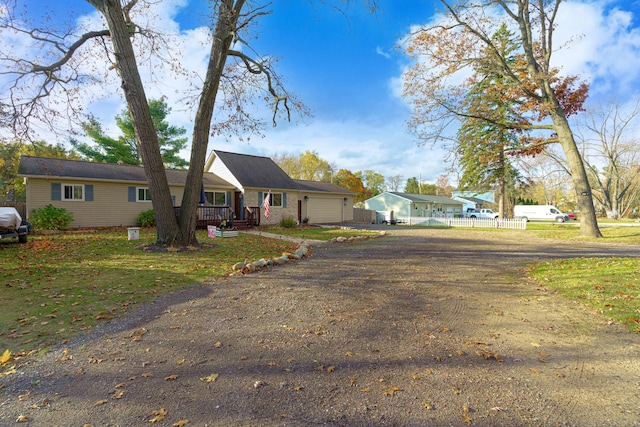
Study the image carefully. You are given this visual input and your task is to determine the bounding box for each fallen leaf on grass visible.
[200,374,219,383]
[1,349,10,365]
[149,408,167,423]
[18,391,31,401]
[16,415,29,423]
[172,420,190,427]
[326,366,336,373]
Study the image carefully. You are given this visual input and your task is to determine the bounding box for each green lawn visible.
[0,228,298,359]
[529,258,640,333]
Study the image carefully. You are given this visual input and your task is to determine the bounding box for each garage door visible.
[307,197,343,223]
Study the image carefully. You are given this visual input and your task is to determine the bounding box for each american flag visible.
[263,191,271,219]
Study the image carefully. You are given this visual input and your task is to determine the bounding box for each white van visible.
[513,205,569,222]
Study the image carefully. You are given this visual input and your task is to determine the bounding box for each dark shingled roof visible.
[213,150,298,190]
[213,151,354,194]
[18,156,232,188]
[295,179,355,194]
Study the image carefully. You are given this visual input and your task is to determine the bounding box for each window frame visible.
[62,183,85,201]
[270,192,283,208]
[205,191,227,206]
[137,187,152,202]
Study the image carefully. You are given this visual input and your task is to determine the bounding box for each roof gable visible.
[212,150,299,190]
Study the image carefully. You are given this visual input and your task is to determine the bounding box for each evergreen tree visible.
[456,25,523,218]
[71,99,188,169]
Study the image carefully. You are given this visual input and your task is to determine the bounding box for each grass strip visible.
[529,257,640,333]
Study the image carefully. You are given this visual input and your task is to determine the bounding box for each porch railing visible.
[173,205,261,228]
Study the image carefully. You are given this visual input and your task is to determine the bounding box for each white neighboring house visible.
[364,192,464,221]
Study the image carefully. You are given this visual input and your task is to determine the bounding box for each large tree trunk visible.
[550,110,602,237]
[92,0,180,245]
[177,0,243,246]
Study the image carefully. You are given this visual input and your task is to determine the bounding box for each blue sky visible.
[5,0,640,186]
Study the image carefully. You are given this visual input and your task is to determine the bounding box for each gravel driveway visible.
[1,228,639,426]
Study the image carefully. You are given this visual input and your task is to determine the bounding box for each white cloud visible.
[207,118,447,183]
[376,46,391,59]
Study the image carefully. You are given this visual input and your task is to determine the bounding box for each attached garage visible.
[307,196,345,223]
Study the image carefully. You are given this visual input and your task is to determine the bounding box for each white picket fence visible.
[399,216,527,230]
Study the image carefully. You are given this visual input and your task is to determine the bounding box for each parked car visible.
[465,208,499,219]
[567,212,577,220]
[0,207,31,243]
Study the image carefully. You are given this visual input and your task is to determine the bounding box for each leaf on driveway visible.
[126,328,147,341]
[149,408,167,423]
[112,390,124,399]
[461,412,473,425]
[94,399,108,406]
[200,373,219,383]
[383,386,401,396]
[165,374,178,381]
[172,420,190,427]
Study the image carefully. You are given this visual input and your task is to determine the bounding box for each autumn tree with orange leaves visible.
[403,0,601,237]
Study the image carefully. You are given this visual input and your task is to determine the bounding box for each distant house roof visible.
[295,179,355,195]
[212,150,298,190]
[387,192,463,205]
[453,195,487,204]
[18,156,233,188]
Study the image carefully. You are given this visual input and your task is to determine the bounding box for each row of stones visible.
[231,244,310,275]
[231,230,386,275]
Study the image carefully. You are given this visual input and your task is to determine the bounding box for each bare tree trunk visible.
[550,111,602,237]
[93,0,180,245]
[178,0,243,246]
